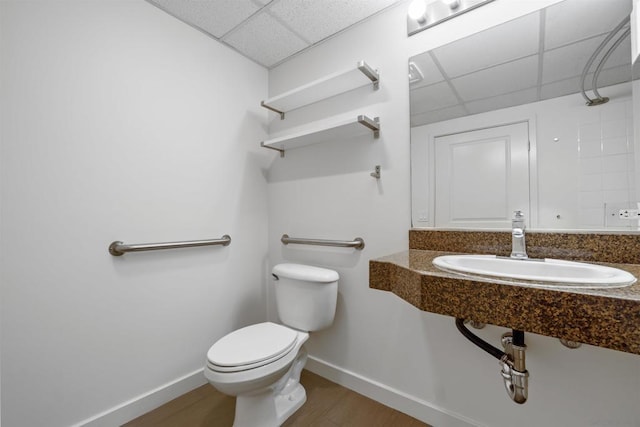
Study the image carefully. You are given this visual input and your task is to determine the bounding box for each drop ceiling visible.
[146,0,402,68]
[410,0,634,126]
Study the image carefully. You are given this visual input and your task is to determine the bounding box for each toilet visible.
[204,263,339,427]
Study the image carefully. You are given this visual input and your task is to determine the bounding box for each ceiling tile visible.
[541,64,631,103]
[432,11,540,78]
[542,36,631,86]
[451,55,539,102]
[601,36,632,70]
[465,88,538,115]
[409,52,445,88]
[223,12,309,67]
[268,0,398,44]
[540,76,582,100]
[149,0,260,38]
[544,0,632,49]
[596,65,633,90]
[411,105,468,127]
[410,81,459,115]
[542,36,604,84]
[409,0,633,127]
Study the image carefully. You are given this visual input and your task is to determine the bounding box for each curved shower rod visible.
[580,15,631,106]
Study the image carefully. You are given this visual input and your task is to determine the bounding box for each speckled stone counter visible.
[370,230,640,355]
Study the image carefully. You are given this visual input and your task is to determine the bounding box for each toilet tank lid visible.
[272,263,339,283]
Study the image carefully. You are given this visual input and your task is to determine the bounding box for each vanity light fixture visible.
[442,0,460,10]
[407,0,428,24]
[407,0,496,36]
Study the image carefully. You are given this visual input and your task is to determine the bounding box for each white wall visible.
[267,2,640,427]
[0,1,269,426]
[2,1,639,426]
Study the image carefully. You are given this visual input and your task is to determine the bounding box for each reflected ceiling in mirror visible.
[410,0,633,127]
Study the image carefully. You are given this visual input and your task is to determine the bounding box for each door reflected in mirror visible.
[410,0,639,231]
[433,122,529,229]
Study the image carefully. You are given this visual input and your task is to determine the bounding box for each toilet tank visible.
[272,263,338,332]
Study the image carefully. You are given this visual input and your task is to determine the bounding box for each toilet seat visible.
[207,322,298,373]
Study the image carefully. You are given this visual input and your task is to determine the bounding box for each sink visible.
[432,255,636,288]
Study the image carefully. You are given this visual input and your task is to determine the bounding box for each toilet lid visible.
[207,322,298,369]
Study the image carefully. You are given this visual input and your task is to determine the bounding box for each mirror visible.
[410,0,638,231]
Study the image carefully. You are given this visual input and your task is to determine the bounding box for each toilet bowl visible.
[204,263,339,427]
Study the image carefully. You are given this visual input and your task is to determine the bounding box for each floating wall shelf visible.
[260,61,379,119]
[261,115,380,157]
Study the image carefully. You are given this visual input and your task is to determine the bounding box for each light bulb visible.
[442,0,460,9]
[408,0,427,23]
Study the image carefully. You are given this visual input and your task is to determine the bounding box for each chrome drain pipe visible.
[500,332,528,404]
[455,319,529,404]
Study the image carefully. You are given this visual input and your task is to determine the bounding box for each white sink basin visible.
[432,255,636,288]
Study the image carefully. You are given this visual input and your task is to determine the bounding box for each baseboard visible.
[71,357,479,427]
[306,356,482,427]
[73,368,207,427]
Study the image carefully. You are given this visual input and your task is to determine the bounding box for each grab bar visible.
[281,234,365,250]
[109,235,231,256]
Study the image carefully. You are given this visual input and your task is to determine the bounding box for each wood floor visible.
[123,370,429,427]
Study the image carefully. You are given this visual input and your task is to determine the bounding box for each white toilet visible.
[204,263,339,427]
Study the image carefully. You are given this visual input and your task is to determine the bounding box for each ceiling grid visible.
[146,0,402,68]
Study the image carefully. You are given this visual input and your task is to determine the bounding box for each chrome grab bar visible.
[108,235,231,256]
[280,234,365,250]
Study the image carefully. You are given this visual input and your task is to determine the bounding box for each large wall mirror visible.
[410,0,640,231]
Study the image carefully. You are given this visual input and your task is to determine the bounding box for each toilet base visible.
[233,384,307,427]
[232,348,308,427]
[233,383,306,427]
[275,382,306,423]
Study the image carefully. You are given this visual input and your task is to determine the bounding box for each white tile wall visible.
[579,207,605,226]
[602,171,628,190]
[580,173,603,191]
[602,154,628,172]
[579,190,604,207]
[580,156,602,174]
[579,138,603,157]
[578,98,635,228]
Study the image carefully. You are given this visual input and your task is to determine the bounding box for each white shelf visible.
[261,61,379,119]
[261,114,380,157]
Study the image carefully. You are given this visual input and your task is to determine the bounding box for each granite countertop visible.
[370,244,640,355]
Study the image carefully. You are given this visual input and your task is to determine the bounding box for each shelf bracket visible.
[370,165,381,179]
[260,101,285,120]
[260,141,285,157]
[358,115,380,138]
[357,61,380,90]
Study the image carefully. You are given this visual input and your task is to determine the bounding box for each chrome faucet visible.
[510,210,528,259]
